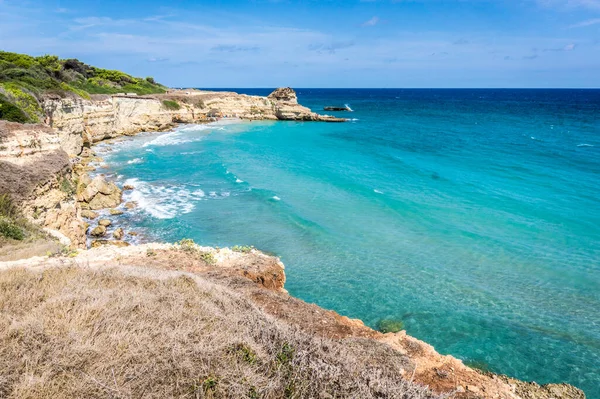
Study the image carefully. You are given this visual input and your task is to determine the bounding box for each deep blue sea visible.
[94,89,600,397]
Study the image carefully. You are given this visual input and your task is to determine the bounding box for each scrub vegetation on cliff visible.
[0,265,439,399]
[0,51,166,123]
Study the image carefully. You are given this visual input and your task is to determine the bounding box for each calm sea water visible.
[95,89,600,397]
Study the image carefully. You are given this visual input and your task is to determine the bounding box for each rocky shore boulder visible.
[113,228,124,240]
[90,225,106,237]
[78,175,122,210]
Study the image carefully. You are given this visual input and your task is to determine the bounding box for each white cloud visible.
[362,16,379,27]
[569,17,600,27]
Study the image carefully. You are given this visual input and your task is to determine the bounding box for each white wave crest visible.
[127,158,143,164]
[143,124,213,147]
[577,144,594,147]
[123,178,207,219]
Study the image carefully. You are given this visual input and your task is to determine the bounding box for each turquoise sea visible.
[94,89,600,397]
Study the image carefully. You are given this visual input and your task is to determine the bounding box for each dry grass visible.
[0,265,439,399]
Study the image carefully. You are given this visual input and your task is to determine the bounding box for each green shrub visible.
[162,100,181,110]
[200,251,216,265]
[0,83,42,122]
[0,194,18,219]
[0,218,24,240]
[59,177,75,196]
[232,245,254,253]
[0,95,29,122]
[178,238,197,252]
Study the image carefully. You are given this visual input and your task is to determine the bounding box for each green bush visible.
[178,238,197,252]
[0,83,43,122]
[0,194,18,219]
[200,251,216,265]
[232,245,254,253]
[0,95,30,122]
[0,218,24,240]
[162,100,181,110]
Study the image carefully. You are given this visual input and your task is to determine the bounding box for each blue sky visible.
[0,0,599,87]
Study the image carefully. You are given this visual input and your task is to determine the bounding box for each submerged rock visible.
[376,318,404,334]
[124,201,137,209]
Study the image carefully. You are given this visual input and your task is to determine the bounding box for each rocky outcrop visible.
[44,203,87,248]
[0,121,88,247]
[268,87,298,103]
[77,175,122,210]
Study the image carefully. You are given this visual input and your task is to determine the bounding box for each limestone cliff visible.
[42,88,343,156]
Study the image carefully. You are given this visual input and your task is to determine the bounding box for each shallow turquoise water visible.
[95,89,600,397]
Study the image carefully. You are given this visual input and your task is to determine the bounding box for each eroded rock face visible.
[44,203,87,248]
[267,87,298,104]
[77,175,122,210]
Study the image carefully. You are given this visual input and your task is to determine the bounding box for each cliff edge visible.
[0,244,585,399]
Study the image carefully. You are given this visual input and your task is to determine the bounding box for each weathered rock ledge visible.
[0,244,585,399]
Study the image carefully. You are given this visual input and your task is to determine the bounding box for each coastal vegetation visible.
[0,51,166,123]
[161,99,181,110]
[0,265,438,399]
[0,194,43,243]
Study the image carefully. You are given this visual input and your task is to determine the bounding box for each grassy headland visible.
[0,51,166,123]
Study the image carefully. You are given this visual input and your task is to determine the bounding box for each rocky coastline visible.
[0,88,586,398]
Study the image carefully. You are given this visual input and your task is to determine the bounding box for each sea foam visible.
[123,178,207,219]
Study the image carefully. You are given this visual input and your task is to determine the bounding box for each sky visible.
[0,0,599,88]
